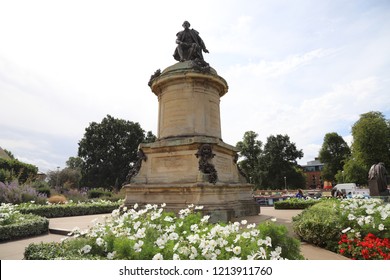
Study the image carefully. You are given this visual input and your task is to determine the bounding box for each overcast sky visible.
[1,0,390,173]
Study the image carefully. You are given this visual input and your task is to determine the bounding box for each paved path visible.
[0,208,348,260]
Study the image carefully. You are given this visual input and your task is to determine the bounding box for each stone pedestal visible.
[368,180,380,196]
[123,61,259,222]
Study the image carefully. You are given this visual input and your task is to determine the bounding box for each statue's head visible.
[182,21,190,28]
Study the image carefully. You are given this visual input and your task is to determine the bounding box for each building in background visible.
[302,158,324,189]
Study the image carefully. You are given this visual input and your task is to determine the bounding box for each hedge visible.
[0,214,49,241]
[274,198,320,209]
[17,201,122,218]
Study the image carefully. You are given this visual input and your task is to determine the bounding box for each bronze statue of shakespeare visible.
[173,21,209,62]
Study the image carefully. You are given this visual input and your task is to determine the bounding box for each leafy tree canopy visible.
[78,115,156,189]
[236,132,305,190]
[351,111,390,169]
[318,132,351,181]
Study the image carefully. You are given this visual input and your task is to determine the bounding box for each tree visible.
[3,149,15,159]
[261,134,305,189]
[66,156,83,170]
[236,132,305,190]
[335,158,367,186]
[318,132,351,182]
[236,131,263,187]
[351,111,390,169]
[78,115,156,189]
[47,167,82,191]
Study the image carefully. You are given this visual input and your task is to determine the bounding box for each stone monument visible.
[123,21,259,222]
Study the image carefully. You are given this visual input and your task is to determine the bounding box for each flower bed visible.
[292,197,390,259]
[24,204,304,260]
[0,203,49,241]
[17,200,122,218]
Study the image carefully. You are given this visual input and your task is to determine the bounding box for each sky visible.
[1,0,390,173]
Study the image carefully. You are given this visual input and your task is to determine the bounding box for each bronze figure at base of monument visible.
[123,61,259,222]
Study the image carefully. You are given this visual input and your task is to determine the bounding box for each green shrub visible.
[0,158,38,183]
[292,199,343,251]
[274,198,320,209]
[0,204,49,241]
[88,188,112,199]
[17,200,122,218]
[257,221,304,260]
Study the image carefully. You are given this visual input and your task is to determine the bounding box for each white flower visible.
[178,246,190,256]
[241,220,248,225]
[134,240,144,252]
[96,237,105,247]
[233,246,241,255]
[341,227,351,233]
[152,253,163,260]
[265,236,272,247]
[135,227,146,239]
[107,251,116,259]
[164,216,174,222]
[271,218,277,222]
[190,224,199,232]
[133,221,141,230]
[201,215,210,223]
[161,203,166,208]
[270,246,283,260]
[347,214,355,221]
[79,245,92,254]
[169,232,179,240]
[378,224,385,231]
[133,203,138,209]
[364,216,373,224]
[246,223,256,229]
[187,234,200,244]
[256,247,267,259]
[156,235,168,248]
[173,254,180,260]
[195,205,204,210]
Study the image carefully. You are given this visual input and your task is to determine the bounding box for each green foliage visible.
[293,198,390,255]
[88,188,113,199]
[274,198,320,209]
[257,221,304,260]
[260,134,305,189]
[78,114,156,188]
[47,167,82,190]
[236,131,263,186]
[236,132,305,189]
[24,204,304,260]
[292,199,343,251]
[66,156,84,170]
[335,158,367,185]
[351,111,390,169]
[0,204,49,241]
[318,132,351,182]
[0,158,38,183]
[17,200,122,218]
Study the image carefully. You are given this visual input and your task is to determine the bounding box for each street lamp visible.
[56,166,60,187]
[284,176,287,190]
